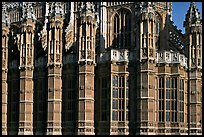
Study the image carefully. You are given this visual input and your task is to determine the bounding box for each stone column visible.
[46,13,63,135]
[2,17,9,135]
[18,19,35,135]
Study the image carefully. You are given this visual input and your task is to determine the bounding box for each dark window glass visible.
[166,101,170,110]
[180,102,184,111]
[159,89,164,99]
[172,77,177,88]
[126,100,129,109]
[166,112,170,121]
[166,89,170,99]
[101,112,107,121]
[172,112,177,122]
[113,88,118,98]
[180,79,184,90]
[126,111,129,121]
[159,112,164,121]
[126,76,129,87]
[126,88,129,98]
[180,113,184,122]
[159,100,163,110]
[112,111,118,121]
[112,99,118,109]
[172,90,176,99]
[171,101,177,110]
[166,77,170,88]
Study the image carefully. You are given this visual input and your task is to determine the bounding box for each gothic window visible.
[161,76,178,122]
[112,9,131,49]
[112,75,129,121]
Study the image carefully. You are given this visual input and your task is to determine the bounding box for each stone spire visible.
[22,2,36,20]
[2,2,10,26]
[184,2,201,27]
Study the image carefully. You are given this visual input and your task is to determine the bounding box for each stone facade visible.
[2,2,202,135]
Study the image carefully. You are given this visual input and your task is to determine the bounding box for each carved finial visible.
[22,2,36,20]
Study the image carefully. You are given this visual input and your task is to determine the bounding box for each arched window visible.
[155,13,162,35]
[113,14,119,48]
[113,8,131,49]
[155,13,162,50]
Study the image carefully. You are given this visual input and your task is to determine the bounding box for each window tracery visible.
[112,9,131,49]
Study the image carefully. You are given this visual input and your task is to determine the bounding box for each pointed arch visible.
[112,8,132,49]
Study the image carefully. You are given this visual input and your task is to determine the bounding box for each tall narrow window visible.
[112,75,118,121]
[158,77,164,121]
[155,13,162,50]
[118,75,125,121]
[113,14,119,48]
[171,77,177,122]
[179,79,184,122]
[112,75,128,121]
[22,44,26,64]
[166,77,171,122]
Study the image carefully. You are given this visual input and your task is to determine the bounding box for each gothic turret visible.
[45,2,64,135]
[184,2,202,135]
[2,3,10,135]
[136,2,157,135]
[18,2,36,135]
[76,2,97,135]
[139,2,156,61]
[184,2,202,68]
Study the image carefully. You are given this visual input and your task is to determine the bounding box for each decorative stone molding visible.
[98,49,135,63]
[156,51,188,68]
